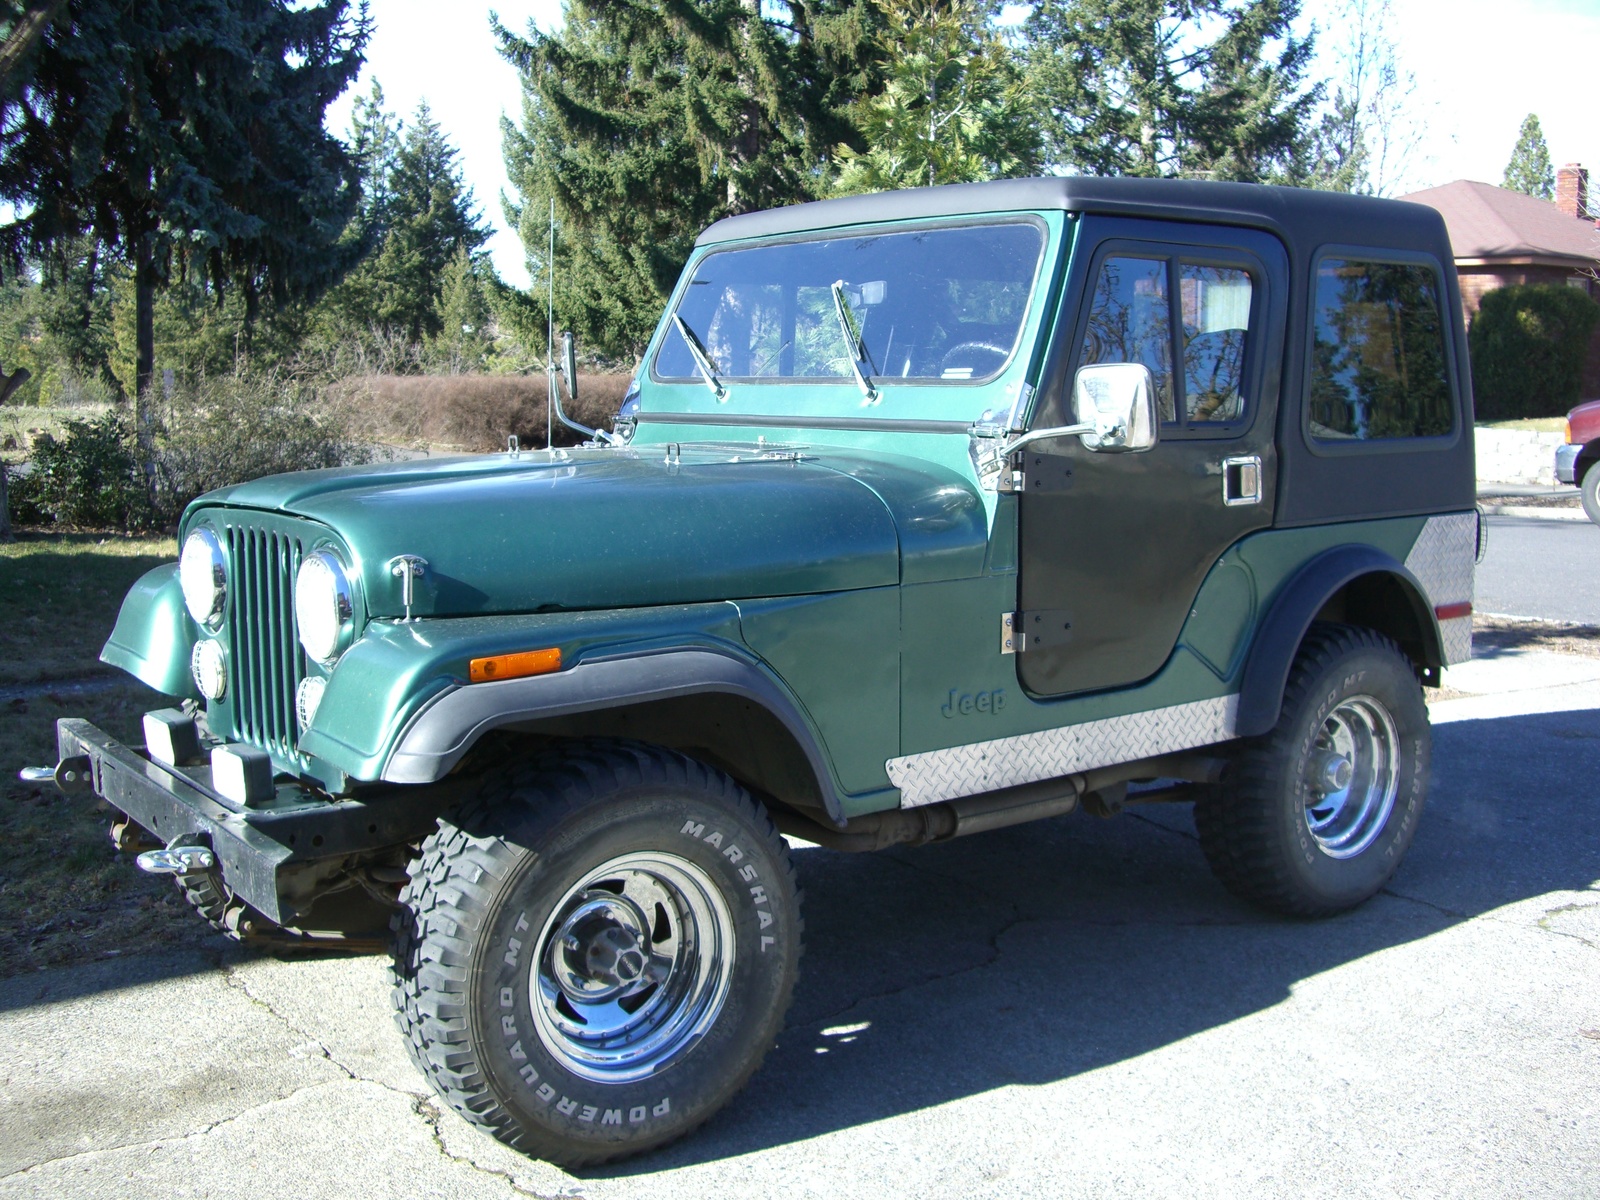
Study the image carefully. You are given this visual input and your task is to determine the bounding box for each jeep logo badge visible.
[942,688,1006,717]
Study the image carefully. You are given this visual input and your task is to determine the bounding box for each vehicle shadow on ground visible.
[594,705,1600,1175]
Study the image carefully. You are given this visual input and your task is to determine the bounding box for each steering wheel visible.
[939,341,1010,376]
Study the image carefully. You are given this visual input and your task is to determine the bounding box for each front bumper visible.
[51,719,443,924]
[1556,443,1581,485]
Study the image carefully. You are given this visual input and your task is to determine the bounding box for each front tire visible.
[391,741,801,1166]
[1581,462,1600,527]
[1196,624,1430,916]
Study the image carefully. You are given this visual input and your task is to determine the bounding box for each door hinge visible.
[1002,610,1075,654]
[1000,450,1074,495]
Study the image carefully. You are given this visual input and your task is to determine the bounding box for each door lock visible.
[1222,455,1262,506]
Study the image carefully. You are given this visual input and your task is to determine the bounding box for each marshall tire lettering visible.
[390,742,800,1167]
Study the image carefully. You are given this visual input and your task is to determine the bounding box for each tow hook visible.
[135,846,216,876]
[18,758,92,793]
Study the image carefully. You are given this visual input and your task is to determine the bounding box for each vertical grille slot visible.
[223,519,310,766]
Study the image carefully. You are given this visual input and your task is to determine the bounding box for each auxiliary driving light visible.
[192,639,228,701]
[143,708,202,766]
[296,676,327,731]
[210,744,274,807]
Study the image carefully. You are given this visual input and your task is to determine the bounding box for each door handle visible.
[1222,455,1262,506]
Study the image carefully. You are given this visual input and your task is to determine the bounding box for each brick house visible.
[1400,165,1600,399]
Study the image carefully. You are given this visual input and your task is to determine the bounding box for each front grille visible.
[222,519,308,766]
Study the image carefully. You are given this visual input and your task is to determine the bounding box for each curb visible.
[1477,503,1589,522]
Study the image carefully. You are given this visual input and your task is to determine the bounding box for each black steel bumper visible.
[54,719,443,924]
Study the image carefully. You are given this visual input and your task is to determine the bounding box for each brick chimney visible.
[1556,163,1588,218]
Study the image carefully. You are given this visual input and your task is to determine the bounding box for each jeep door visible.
[1015,217,1289,698]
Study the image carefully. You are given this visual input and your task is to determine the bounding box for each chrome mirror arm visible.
[998,422,1097,458]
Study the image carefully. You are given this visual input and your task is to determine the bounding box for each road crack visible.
[413,1095,574,1199]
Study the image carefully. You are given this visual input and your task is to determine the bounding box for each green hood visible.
[191,443,989,619]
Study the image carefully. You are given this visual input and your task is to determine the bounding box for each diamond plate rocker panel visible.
[1404,512,1477,665]
[887,695,1239,809]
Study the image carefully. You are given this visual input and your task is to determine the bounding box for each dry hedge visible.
[338,373,632,452]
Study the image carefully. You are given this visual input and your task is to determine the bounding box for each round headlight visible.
[294,550,354,664]
[179,528,227,628]
[192,639,228,700]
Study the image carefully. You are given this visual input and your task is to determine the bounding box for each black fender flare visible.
[1236,545,1441,738]
[381,647,848,826]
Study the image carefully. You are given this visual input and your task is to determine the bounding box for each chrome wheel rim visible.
[529,851,735,1083]
[1303,694,1400,859]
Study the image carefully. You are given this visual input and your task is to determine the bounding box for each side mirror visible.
[560,330,578,401]
[1071,363,1158,452]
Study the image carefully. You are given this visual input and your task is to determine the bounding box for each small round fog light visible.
[296,676,326,731]
[192,639,228,700]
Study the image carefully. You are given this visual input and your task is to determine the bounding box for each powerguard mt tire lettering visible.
[390,741,802,1166]
[1195,623,1431,917]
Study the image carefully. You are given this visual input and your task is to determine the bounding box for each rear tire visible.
[391,740,801,1166]
[1195,623,1430,916]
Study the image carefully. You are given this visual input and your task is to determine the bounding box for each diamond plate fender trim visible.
[887,695,1238,809]
[1403,512,1476,665]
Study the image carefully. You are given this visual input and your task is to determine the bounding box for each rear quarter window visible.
[1307,258,1454,442]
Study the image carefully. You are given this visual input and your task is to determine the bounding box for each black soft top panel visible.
[696,177,1454,265]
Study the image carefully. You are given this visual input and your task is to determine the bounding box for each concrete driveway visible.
[3,649,1598,1200]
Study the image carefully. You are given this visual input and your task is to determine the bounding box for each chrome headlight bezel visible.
[294,548,355,665]
[179,527,228,630]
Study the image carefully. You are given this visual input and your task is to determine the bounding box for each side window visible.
[1078,256,1175,421]
[1308,259,1454,441]
[1180,264,1252,423]
[1074,252,1256,432]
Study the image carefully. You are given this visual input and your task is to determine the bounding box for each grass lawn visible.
[0,403,111,464]
[0,532,176,683]
[1,531,207,977]
[1,680,211,976]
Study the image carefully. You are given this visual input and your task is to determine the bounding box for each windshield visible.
[655,221,1046,385]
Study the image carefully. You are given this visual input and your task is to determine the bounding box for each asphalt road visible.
[2,651,1598,1199]
[1476,513,1600,624]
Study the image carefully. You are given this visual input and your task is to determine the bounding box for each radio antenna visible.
[546,197,555,451]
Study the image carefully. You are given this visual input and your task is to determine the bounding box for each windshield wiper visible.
[671,314,726,401]
[830,280,879,403]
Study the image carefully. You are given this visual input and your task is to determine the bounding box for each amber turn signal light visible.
[469,647,562,684]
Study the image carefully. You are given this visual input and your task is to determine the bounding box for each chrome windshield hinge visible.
[389,555,429,623]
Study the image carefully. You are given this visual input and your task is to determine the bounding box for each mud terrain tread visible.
[390,739,802,1167]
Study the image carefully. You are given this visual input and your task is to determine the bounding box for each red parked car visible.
[1557,398,1600,526]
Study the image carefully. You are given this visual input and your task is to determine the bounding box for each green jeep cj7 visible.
[27,178,1480,1165]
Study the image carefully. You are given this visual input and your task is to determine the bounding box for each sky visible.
[328,0,1600,290]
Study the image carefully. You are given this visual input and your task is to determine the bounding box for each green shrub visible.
[1469,283,1600,420]
[7,372,374,530]
[14,412,152,529]
[151,371,373,519]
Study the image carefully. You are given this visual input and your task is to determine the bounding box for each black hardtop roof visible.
[696,176,1453,263]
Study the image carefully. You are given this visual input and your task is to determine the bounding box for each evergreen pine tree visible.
[1503,114,1554,199]
[430,245,494,373]
[0,0,369,459]
[831,0,1040,194]
[1023,0,1316,182]
[496,0,881,358]
[319,99,491,349]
